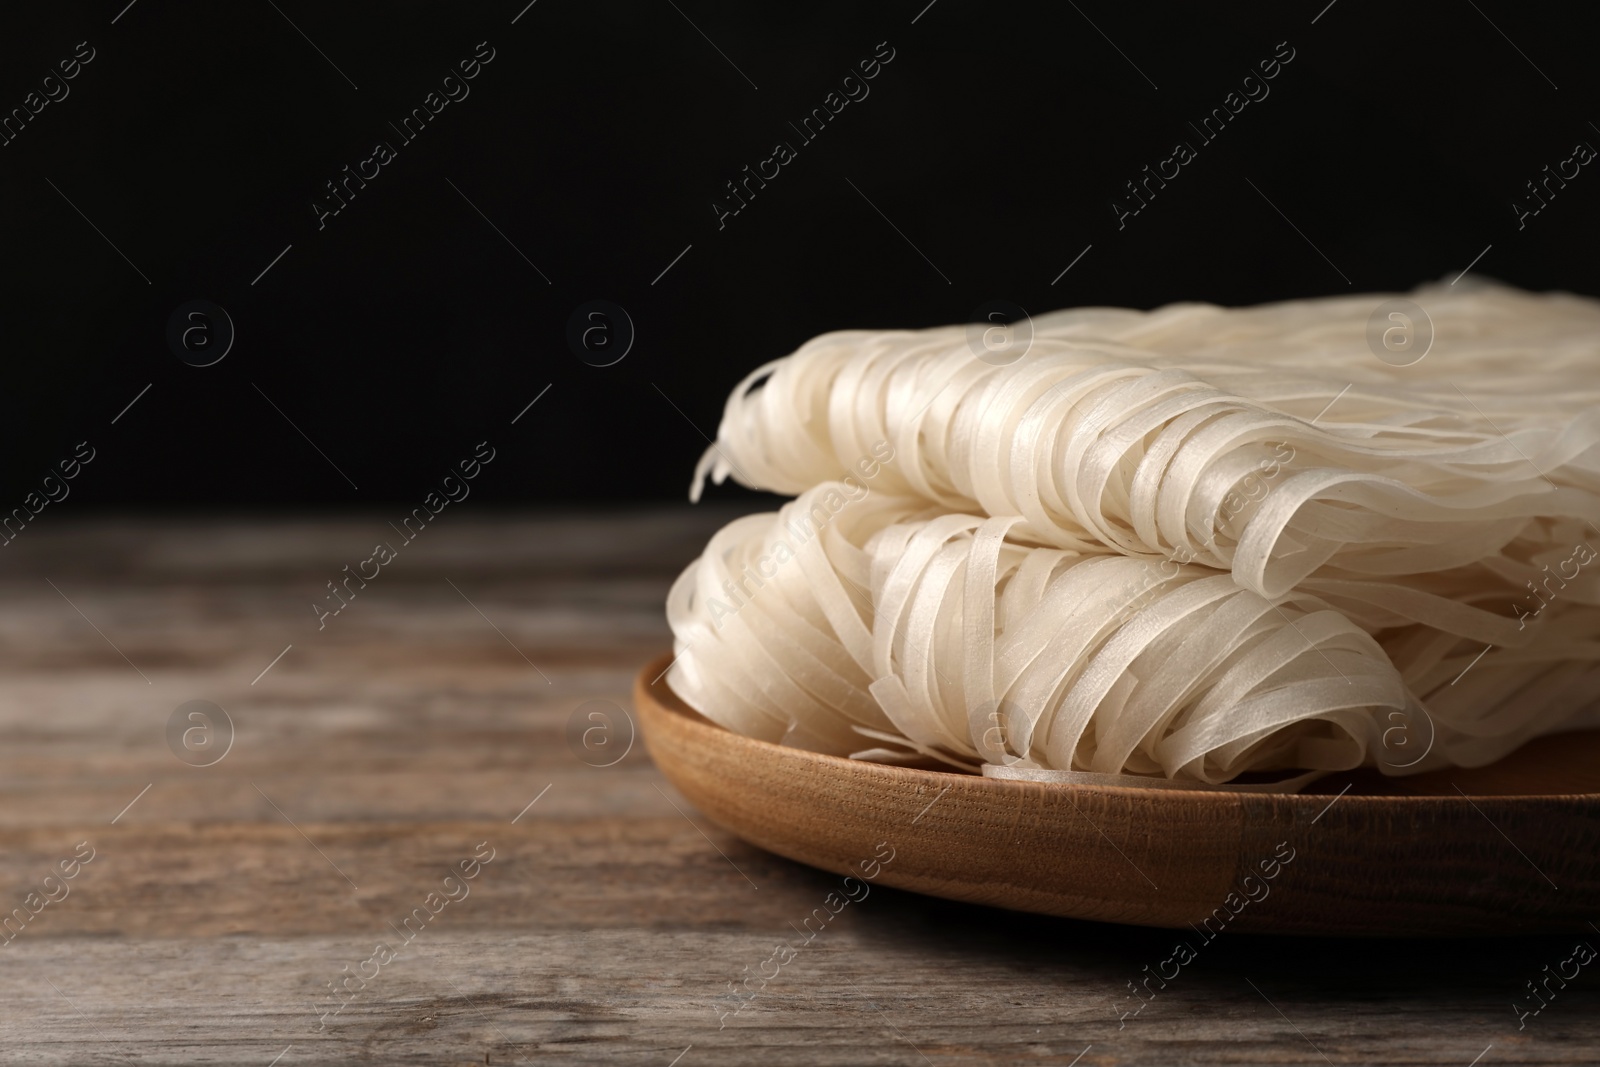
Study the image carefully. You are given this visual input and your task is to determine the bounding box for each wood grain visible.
[637,658,1600,936]
[1,514,1597,1065]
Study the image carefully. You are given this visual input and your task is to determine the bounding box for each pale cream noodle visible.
[691,281,1600,601]
[665,484,1600,785]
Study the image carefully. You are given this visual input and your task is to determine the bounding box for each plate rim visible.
[636,652,1600,806]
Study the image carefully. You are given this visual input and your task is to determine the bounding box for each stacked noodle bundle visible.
[666,281,1600,787]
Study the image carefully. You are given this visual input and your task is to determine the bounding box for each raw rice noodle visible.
[669,282,1600,786]
[665,485,1600,784]
[691,280,1600,600]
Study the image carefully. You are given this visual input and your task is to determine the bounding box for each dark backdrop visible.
[2,0,1596,508]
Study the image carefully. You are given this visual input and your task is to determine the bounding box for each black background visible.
[2,0,1596,510]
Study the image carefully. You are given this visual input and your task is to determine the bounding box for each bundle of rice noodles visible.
[691,280,1600,599]
[669,281,1600,786]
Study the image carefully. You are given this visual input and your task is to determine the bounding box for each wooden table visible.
[2,512,1595,1065]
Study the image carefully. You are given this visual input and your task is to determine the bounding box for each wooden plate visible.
[636,654,1600,936]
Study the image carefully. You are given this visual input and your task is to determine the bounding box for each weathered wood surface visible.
[1,513,1597,1065]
